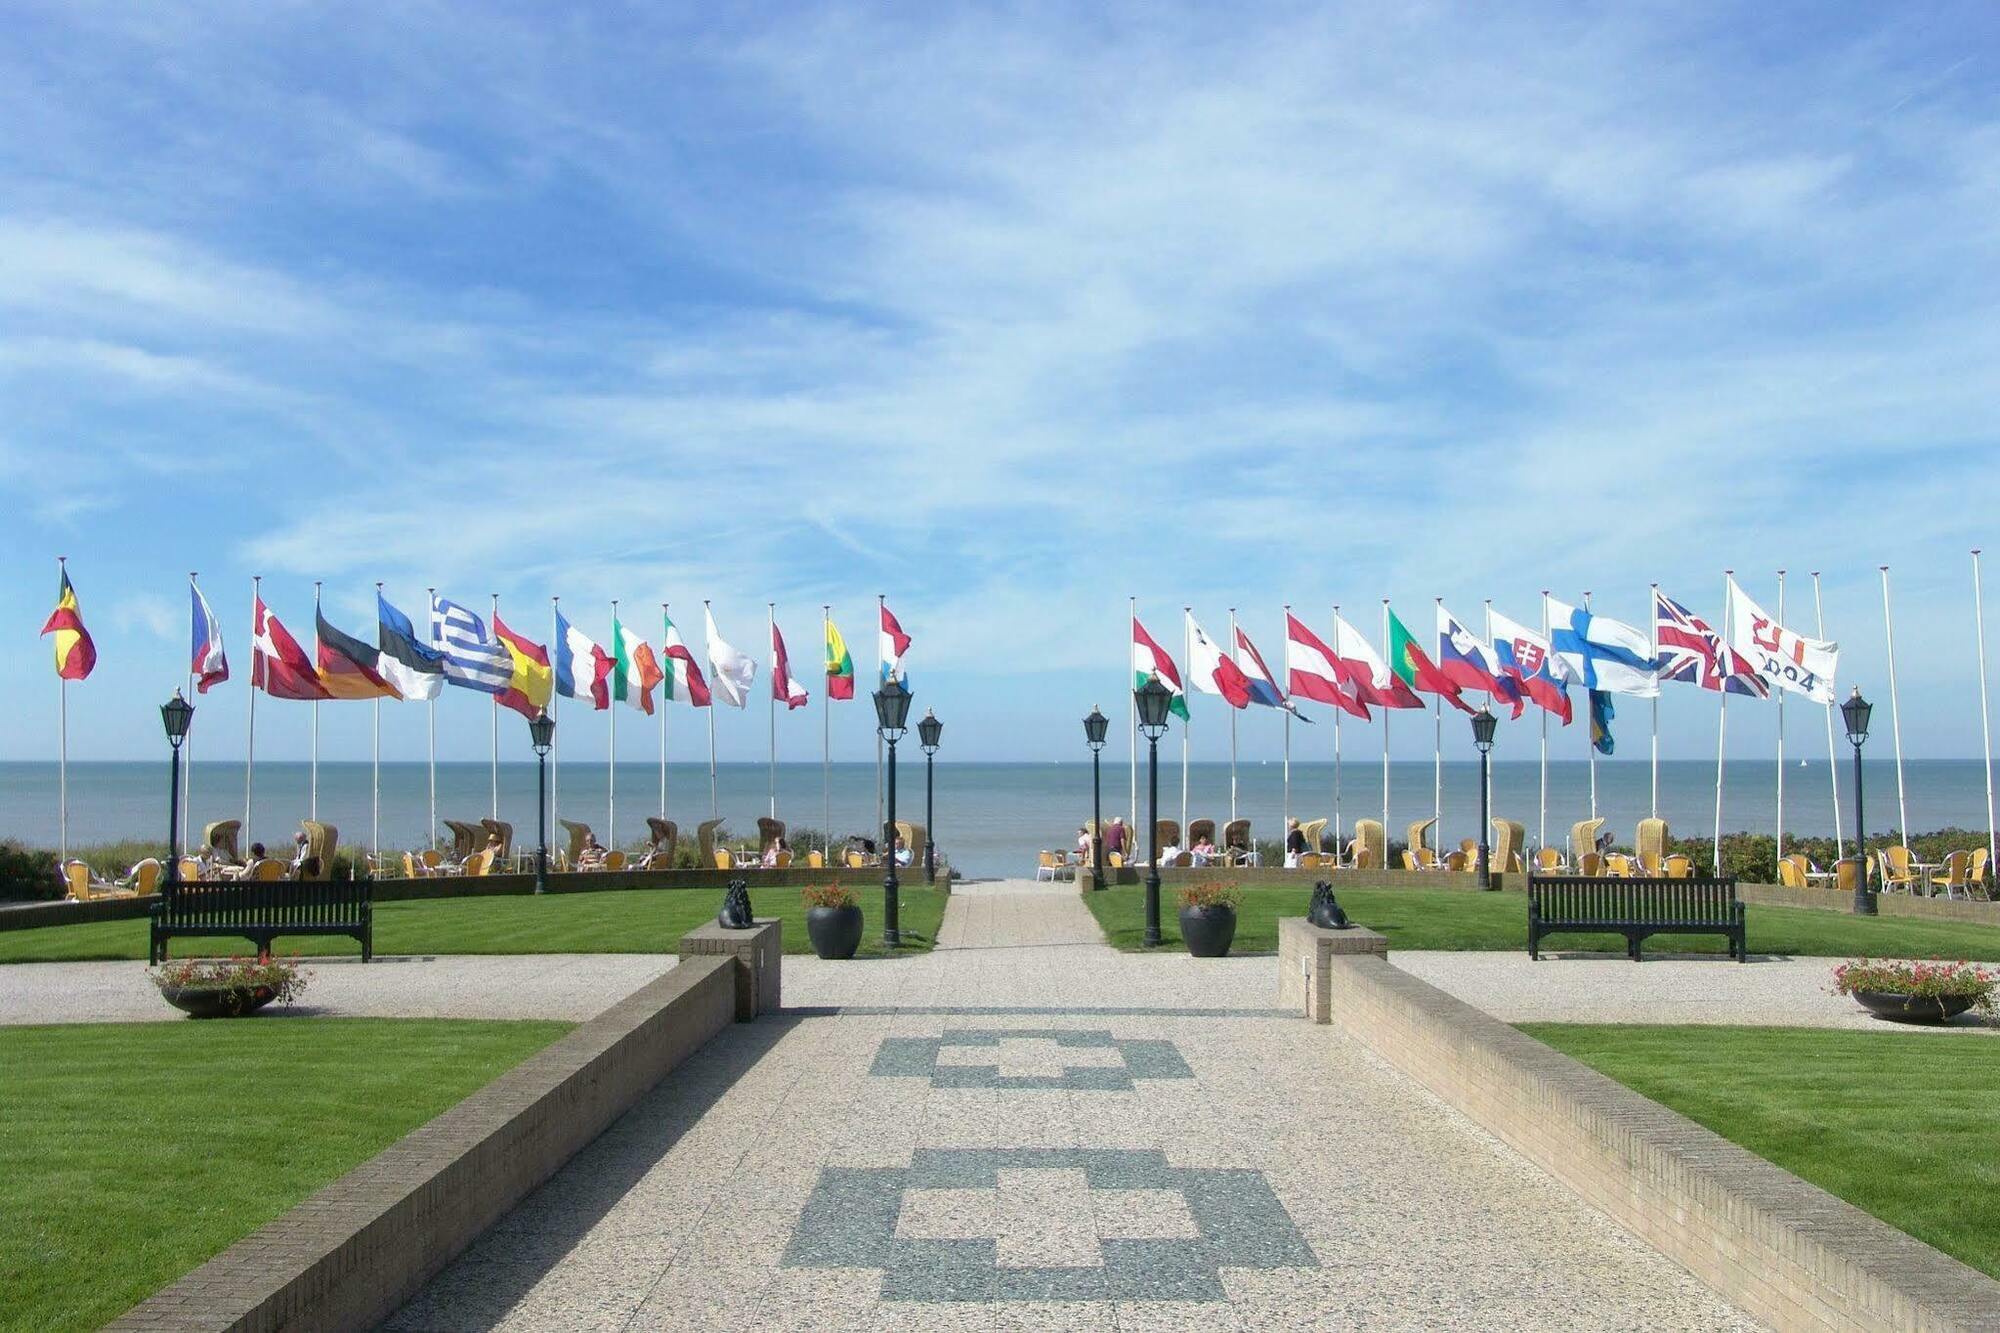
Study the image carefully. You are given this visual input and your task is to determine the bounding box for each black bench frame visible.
[149,879,373,964]
[1526,874,1745,962]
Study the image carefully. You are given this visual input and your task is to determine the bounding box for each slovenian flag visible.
[190,580,228,693]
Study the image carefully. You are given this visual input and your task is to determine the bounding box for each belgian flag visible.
[41,565,96,681]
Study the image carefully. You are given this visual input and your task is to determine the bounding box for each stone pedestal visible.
[679,918,782,1021]
[1278,918,1387,1023]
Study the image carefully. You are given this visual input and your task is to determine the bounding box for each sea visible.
[5,758,1994,880]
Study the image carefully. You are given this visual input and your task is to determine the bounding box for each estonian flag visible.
[377,593,445,701]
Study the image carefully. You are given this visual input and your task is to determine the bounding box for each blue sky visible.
[3,1,1997,766]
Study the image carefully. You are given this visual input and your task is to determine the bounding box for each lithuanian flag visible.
[824,616,855,700]
[41,566,96,682]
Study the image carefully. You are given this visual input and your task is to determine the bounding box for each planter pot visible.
[1852,990,1977,1024]
[806,904,864,960]
[157,984,277,1019]
[1178,905,1237,958]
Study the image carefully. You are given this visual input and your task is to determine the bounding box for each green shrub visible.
[0,840,62,901]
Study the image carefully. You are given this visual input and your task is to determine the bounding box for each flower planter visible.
[1178,904,1237,958]
[1852,990,1977,1024]
[158,984,279,1019]
[806,904,864,960]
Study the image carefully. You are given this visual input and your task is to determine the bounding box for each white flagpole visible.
[1812,572,1842,859]
[245,574,259,847]
[311,580,321,821]
[768,602,778,821]
[550,596,561,849]
[1714,571,1730,876]
[1775,571,1787,859]
[1128,596,1137,837]
[1332,604,1343,852]
[1583,589,1596,821]
[1880,565,1910,848]
[1538,590,1549,858]
[609,599,618,847]
[1432,596,1443,847]
[1180,606,1191,834]
[1381,599,1391,841]
[1282,603,1292,828]
[822,604,831,852]
[705,599,719,819]
[1484,599,1497,839]
[184,571,197,857]
[490,593,500,820]
[1227,607,1239,825]
[56,557,68,863]
[875,593,885,838]
[661,603,670,823]
[1649,582,1660,819]
[426,587,437,851]
[374,581,385,870]
[1973,550,1997,880]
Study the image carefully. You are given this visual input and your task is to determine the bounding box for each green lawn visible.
[1083,884,2000,960]
[0,1018,570,1332]
[0,885,947,964]
[1525,1024,2000,1280]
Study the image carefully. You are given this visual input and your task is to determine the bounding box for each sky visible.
[3,1,1997,768]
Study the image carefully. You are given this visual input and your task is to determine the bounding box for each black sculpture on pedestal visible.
[1308,880,1351,930]
[718,879,754,929]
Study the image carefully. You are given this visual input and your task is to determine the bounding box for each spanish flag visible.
[41,566,96,682]
[494,614,554,719]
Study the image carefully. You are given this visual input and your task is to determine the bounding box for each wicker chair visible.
[1187,819,1217,852]
[696,817,727,868]
[1351,819,1386,871]
[1636,818,1669,866]
[439,820,481,862]
[1221,819,1253,866]
[756,817,786,856]
[1298,818,1328,857]
[1491,820,1525,875]
[1570,817,1606,863]
[1406,817,1437,864]
[299,821,338,882]
[644,817,679,868]
[480,819,514,864]
[560,820,594,869]
[203,819,243,867]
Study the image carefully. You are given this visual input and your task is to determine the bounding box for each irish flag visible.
[1131,614,1189,720]
[42,565,96,682]
[611,613,664,714]
[824,616,855,700]
[661,609,711,707]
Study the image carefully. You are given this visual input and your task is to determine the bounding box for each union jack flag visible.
[1653,590,1768,697]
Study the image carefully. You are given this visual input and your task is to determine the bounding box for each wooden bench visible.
[149,879,373,964]
[1527,874,1745,962]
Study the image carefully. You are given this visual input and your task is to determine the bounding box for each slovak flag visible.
[1488,608,1571,723]
[772,621,809,710]
[1234,624,1308,719]
[1185,613,1253,708]
[554,608,612,710]
[1435,604,1524,718]
[1284,613,1368,721]
[880,604,911,683]
[190,581,229,693]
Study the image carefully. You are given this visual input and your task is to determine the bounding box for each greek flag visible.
[429,594,511,694]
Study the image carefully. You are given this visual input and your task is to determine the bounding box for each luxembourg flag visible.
[554,608,612,710]
[190,580,229,693]
[1488,608,1571,724]
[1284,613,1368,720]
[1234,624,1307,719]
[1186,612,1252,708]
[1435,604,1524,718]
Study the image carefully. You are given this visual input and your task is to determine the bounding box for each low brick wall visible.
[369,865,885,903]
[0,895,155,931]
[1074,866,1511,893]
[1736,880,2000,926]
[1323,952,2000,1331]
[104,941,771,1332]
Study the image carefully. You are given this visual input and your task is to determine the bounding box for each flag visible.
[880,604,911,683]
[190,583,228,693]
[1487,609,1572,723]
[662,610,711,707]
[554,609,612,709]
[1589,690,1615,754]
[252,597,328,700]
[611,614,665,714]
[493,615,553,719]
[315,607,400,699]
[1726,576,1837,704]
[1233,624,1307,719]
[1549,599,1660,698]
[1331,613,1423,709]
[1284,614,1369,721]
[1655,591,1769,697]
[1185,613,1253,708]
[377,594,445,700]
[41,568,96,682]
[824,617,855,700]
[773,622,809,710]
[1131,615,1191,721]
[1387,606,1474,713]
[705,606,756,708]
[1435,605,1524,718]
[429,595,511,694]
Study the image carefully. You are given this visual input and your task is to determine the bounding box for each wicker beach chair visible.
[696,818,727,868]
[439,820,481,863]
[300,821,338,881]
[203,820,243,867]
[1298,818,1328,857]
[1351,819,1386,871]
[1405,817,1436,860]
[644,818,679,867]
[1222,819,1253,866]
[560,820,594,870]
[1636,818,1669,866]
[480,819,514,864]
[1155,819,1182,853]
[1187,819,1217,853]
[756,817,786,856]
[1491,820,1525,876]
[1570,817,1606,863]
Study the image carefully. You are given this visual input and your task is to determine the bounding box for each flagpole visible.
[490,593,500,821]
[1181,606,1191,836]
[875,593,885,839]
[661,603,671,825]
[1880,565,1910,848]
[1227,607,1239,826]
[550,596,561,854]
[1538,591,1549,859]
[1483,599,1496,844]
[1582,590,1596,821]
[1973,550,1997,882]
[1812,572,1842,860]
[1128,596,1138,839]
[1332,605,1343,854]
[1432,596,1443,848]
[1649,583,1660,820]
[426,587,438,852]
[374,581,385,871]
[768,602,778,821]
[245,574,259,848]
[56,556,68,863]
[705,599,719,819]
[609,598,618,849]
[185,571,197,858]
[1381,599,1391,843]
[311,580,321,821]
[1775,571,1787,859]
[1714,571,1730,876]
[1282,603,1292,828]
[822,604,832,854]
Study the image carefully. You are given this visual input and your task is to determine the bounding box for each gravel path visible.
[0,953,676,1026]
[1392,951,2000,1035]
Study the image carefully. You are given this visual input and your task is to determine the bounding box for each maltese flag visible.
[1185,612,1252,708]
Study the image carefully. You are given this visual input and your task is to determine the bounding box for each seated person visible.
[575,832,607,870]
[288,831,320,878]
[478,831,504,869]
[1104,817,1128,858]
[1189,834,1217,864]
[1284,818,1307,868]
[1159,842,1183,866]
[761,836,790,868]
[237,842,269,879]
[194,845,221,879]
[892,835,913,867]
[1075,827,1092,861]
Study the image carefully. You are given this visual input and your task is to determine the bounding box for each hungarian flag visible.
[879,603,911,683]
[1388,606,1473,713]
[253,597,328,700]
[1284,613,1368,721]
[315,607,399,699]
[824,616,855,700]
[41,566,96,682]
[611,614,664,714]
[662,610,711,707]
[773,622,809,710]
[554,609,612,710]
[190,581,228,693]
[1131,614,1190,720]
[1185,612,1252,708]
[494,615,553,719]
[1331,613,1422,709]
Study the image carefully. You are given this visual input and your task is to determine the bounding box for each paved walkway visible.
[389,882,1754,1330]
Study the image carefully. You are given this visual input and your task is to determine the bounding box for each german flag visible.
[41,566,96,682]
[316,608,400,699]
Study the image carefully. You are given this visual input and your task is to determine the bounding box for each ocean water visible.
[5,758,1993,880]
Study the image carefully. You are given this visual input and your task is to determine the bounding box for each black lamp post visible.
[1842,687,1875,916]
[1470,706,1497,890]
[1083,706,1109,887]
[161,691,194,892]
[529,709,555,895]
[1136,675,1174,947]
[875,678,912,946]
[918,709,942,885]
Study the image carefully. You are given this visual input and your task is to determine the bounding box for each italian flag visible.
[1131,615,1189,720]
[1387,606,1473,713]
[611,614,664,714]
[824,616,855,700]
[661,610,711,707]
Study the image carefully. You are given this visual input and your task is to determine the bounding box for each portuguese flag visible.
[825,616,855,700]
[41,566,96,682]
[1387,605,1473,713]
